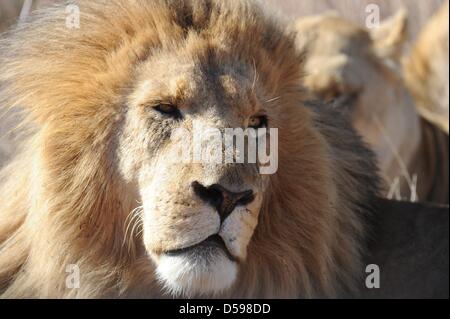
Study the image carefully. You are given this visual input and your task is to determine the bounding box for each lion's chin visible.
[155,248,238,297]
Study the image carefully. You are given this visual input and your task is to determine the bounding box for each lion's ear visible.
[370,8,408,61]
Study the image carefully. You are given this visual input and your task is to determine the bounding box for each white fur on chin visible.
[156,251,238,297]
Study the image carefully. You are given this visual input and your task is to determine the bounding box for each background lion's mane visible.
[0,0,379,298]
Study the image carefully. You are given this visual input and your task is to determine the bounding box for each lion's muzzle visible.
[191,181,255,222]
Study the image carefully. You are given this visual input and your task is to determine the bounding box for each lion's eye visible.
[248,115,268,129]
[153,103,182,119]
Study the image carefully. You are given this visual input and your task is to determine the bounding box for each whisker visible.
[135,227,145,238]
[123,206,143,248]
[125,214,144,254]
[252,58,259,93]
[265,96,281,104]
[125,205,143,226]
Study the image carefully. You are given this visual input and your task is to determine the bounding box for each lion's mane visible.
[0,0,379,298]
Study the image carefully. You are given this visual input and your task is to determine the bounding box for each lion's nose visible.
[192,181,255,222]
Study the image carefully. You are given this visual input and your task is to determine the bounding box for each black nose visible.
[192,181,255,222]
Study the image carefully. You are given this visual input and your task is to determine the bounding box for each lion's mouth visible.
[164,234,237,262]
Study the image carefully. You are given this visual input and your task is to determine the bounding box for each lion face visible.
[0,0,381,299]
[116,48,272,296]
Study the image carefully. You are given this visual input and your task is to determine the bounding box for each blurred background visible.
[1,0,445,40]
[268,0,444,43]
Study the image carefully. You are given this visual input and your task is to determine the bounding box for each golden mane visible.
[0,0,379,298]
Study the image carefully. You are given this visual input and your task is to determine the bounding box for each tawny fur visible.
[295,11,449,204]
[404,1,449,133]
[0,0,379,298]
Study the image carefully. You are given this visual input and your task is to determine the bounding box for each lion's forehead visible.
[129,49,259,116]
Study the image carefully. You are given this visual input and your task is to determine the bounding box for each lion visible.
[295,10,449,205]
[0,0,447,299]
[404,1,449,133]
